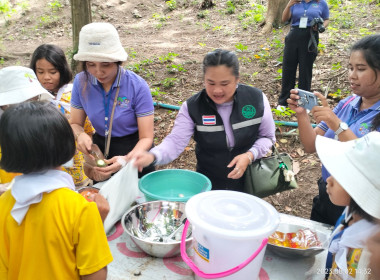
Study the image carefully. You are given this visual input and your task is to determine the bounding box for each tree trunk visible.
[70,0,92,73]
[260,0,288,34]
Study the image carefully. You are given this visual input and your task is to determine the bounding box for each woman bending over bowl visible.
[129,49,275,192]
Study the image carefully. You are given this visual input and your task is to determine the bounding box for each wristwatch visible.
[334,122,348,139]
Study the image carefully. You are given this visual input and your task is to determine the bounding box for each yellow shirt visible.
[0,147,20,184]
[0,188,113,279]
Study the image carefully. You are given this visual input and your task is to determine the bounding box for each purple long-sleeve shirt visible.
[151,92,276,164]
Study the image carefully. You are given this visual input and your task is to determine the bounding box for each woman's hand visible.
[288,0,301,6]
[126,151,155,172]
[311,92,341,131]
[76,131,93,155]
[227,152,253,179]
[92,156,128,179]
[287,89,308,114]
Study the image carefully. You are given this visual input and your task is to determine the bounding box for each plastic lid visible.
[185,190,279,239]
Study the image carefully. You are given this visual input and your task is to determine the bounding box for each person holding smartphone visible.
[287,34,380,226]
[277,0,329,110]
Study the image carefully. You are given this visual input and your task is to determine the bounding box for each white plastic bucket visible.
[181,190,279,280]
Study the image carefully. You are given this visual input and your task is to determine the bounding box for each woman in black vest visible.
[128,49,276,191]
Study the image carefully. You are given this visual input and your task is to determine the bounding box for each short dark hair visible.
[202,49,239,78]
[0,101,75,174]
[350,34,380,81]
[30,44,72,89]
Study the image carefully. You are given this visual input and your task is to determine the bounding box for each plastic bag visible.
[95,160,139,234]
[268,228,322,249]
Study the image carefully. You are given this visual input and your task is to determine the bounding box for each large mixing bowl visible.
[138,169,212,202]
[121,200,192,258]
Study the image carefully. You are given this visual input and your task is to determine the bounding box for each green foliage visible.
[166,64,186,74]
[152,13,170,22]
[0,0,16,19]
[166,0,177,11]
[275,69,282,80]
[0,57,4,65]
[237,3,265,29]
[161,77,178,88]
[272,107,295,118]
[151,87,167,97]
[48,0,62,12]
[235,42,248,52]
[127,48,137,59]
[126,63,145,74]
[197,10,209,19]
[159,52,179,63]
[225,0,236,14]
[332,62,341,70]
[17,1,30,12]
[212,25,222,31]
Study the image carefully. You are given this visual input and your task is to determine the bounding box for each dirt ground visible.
[1,0,379,219]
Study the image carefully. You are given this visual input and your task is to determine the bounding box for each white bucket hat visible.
[73,22,128,62]
[316,132,380,220]
[0,66,53,106]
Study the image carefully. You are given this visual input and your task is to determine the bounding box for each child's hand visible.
[93,193,110,223]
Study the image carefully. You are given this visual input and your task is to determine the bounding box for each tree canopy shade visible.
[260,0,288,34]
[70,0,92,72]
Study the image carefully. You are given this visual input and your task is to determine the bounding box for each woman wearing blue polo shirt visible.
[287,34,380,226]
[277,0,329,108]
[70,22,155,180]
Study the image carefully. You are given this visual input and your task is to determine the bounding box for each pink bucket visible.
[180,190,279,280]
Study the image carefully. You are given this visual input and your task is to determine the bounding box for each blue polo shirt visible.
[290,0,329,27]
[71,67,154,137]
[318,95,380,181]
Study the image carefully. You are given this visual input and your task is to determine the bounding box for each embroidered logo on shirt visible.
[358,123,370,136]
[117,97,130,108]
[202,115,216,125]
[242,105,256,119]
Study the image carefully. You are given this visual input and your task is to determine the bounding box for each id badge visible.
[299,17,308,28]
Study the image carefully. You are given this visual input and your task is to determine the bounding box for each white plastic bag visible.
[95,161,139,234]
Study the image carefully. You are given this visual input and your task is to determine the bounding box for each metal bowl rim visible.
[121,200,193,244]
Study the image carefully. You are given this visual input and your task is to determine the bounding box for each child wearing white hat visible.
[316,132,380,280]
[0,66,53,194]
[70,22,155,181]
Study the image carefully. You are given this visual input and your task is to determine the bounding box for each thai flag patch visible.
[202,115,216,125]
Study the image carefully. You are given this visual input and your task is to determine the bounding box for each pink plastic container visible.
[181,190,279,280]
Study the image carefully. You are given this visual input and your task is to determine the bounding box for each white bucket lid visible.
[186,190,279,239]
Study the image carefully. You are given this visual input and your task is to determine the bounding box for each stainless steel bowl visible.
[121,200,192,258]
[267,222,329,258]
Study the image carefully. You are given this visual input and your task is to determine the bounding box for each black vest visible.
[187,84,264,191]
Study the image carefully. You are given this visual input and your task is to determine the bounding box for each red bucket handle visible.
[180,220,268,279]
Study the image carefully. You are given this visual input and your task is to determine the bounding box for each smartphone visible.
[297,89,318,111]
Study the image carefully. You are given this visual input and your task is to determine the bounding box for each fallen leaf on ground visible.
[296,148,305,156]
[293,161,300,174]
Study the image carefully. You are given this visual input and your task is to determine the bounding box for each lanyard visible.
[302,0,313,16]
[101,86,114,137]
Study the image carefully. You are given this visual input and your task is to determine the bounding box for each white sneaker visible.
[276,105,286,112]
